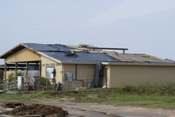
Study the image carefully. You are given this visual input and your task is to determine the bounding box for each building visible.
[0,43,175,90]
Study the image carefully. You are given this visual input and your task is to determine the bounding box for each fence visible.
[62,71,93,91]
[0,70,40,91]
[1,70,93,92]
[0,70,3,80]
[0,79,17,91]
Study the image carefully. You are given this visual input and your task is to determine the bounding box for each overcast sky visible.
[0,0,175,64]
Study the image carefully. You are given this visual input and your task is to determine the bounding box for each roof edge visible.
[61,61,97,64]
[0,43,61,64]
[0,43,25,59]
[102,62,175,66]
[37,52,62,64]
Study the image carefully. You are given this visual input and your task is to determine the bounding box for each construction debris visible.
[3,102,24,108]
[0,103,68,117]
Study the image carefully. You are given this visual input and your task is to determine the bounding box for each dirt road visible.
[40,99,175,117]
[1,99,175,117]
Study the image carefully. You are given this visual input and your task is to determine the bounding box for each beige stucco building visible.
[0,43,175,90]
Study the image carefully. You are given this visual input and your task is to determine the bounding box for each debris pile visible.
[1,103,68,117]
[3,102,24,108]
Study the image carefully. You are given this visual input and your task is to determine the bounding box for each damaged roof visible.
[0,43,174,64]
[42,51,118,63]
[106,52,175,64]
[24,43,119,63]
[24,43,73,52]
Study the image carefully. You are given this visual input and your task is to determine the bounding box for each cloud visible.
[86,0,175,26]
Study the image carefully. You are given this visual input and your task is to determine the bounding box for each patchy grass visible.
[109,94,175,108]
[1,83,175,108]
[0,91,46,101]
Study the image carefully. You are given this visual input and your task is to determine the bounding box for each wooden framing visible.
[5,48,41,63]
[4,63,7,80]
[15,62,18,78]
[26,62,29,79]
[39,60,41,77]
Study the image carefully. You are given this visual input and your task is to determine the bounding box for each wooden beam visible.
[88,47,128,51]
[26,62,29,78]
[39,61,41,77]
[15,62,18,78]
[26,62,29,94]
[4,62,7,80]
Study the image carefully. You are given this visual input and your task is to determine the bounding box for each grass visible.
[0,90,46,101]
[1,82,175,108]
[109,94,175,108]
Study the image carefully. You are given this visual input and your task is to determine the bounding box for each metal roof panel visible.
[23,43,72,52]
[42,51,120,63]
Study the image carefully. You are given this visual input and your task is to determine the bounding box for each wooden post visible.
[5,62,8,90]
[27,82,29,94]
[4,62,7,80]
[26,62,29,78]
[39,61,41,77]
[26,62,29,94]
[46,78,48,91]
[15,62,18,79]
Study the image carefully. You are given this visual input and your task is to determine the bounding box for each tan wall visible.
[41,56,62,83]
[62,64,76,90]
[63,64,95,80]
[109,65,175,88]
[77,64,95,80]
[63,64,76,73]
[77,64,95,87]
[63,64,95,90]
[6,48,41,62]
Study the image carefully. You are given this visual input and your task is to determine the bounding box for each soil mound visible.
[1,103,68,117]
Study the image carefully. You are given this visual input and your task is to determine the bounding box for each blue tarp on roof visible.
[23,43,120,63]
[42,51,120,62]
[23,43,72,52]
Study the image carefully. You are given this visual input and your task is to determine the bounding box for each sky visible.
[0,0,175,64]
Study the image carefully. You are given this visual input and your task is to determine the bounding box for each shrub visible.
[38,76,51,86]
[8,73,14,82]
[17,72,22,76]
[115,84,135,93]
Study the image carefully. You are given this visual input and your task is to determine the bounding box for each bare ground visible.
[1,98,175,117]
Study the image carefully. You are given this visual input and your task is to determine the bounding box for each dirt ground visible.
[1,98,175,117]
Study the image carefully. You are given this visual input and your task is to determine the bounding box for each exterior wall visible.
[62,64,76,90]
[63,64,95,90]
[6,48,41,63]
[63,64,76,73]
[77,64,95,81]
[41,56,62,83]
[109,65,175,88]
